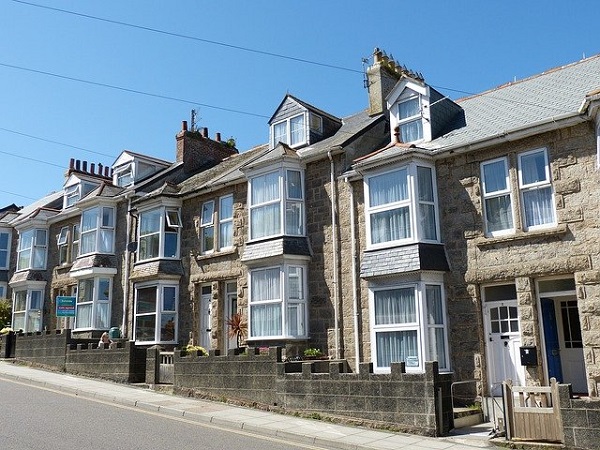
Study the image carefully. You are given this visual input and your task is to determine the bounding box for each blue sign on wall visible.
[56,296,76,317]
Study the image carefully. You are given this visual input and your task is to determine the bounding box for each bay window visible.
[518,148,555,229]
[134,282,178,343]
[249,169,304,240]
[249,264,307,339]
[366,163,438,247]
[12,288,44,332]
[17,228,47,270]
[75,277,111,330]
[80,206,115,255]
[138,207,182,261]
[371,283,448,373]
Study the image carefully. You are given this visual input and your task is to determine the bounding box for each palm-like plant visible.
[226,312,247,349]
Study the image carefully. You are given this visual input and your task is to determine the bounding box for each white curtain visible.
[250,268,281,337]
[219,222,232,248]
[95,303,110,328]
[252,172,279,204]
[522,187,554,227]
[376,330,418,368]
[290,115,304,146]
[485,195,513,232]
[76,303,92,328]
[371,207,411,243]
[426,285,447,369]
[374,288,415,325]
[251,304,282,337]
[251,204,280,238]
[369,170,408,207]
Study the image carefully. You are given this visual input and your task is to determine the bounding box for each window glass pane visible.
[219,196,233,219]
[102,207,114,227]
[287,170,302,199]
[163,287,176,311]
[286,303,305,336]
[273,121,287,145]
[95,303,110,328]
[251,172,279,205]
[483,160,508,193]
[76,304,92,328]
[419,204,437,241]
[27,309,42,332]
[166,210,182,228]
[399,120,423,142]
[285,202,303,235]
[13,312,25,331]
[522,187,554,227]
[77,279,94,303]
[14,292,27,311]
[426,285,443,324]
[98,279,110,301]
[161,314,176,341]
[81,209,98,232]
[251,204,280,239]
[374,288,416,325]
[201,202,214,225]
[485,195,513,232]
[135,314,156,342]
[485,284,517,302]
[428,327,447,368]
[219,222,232,248]
[251,268,280,302]
[139,234,159,260]
[290,115,305,145]
[399,97,420,119]
[288,267,303,299]
[369,169,408,206]
[417,166,434,202]
[538,278,575,293]
[140,210,161,234]
[164,232,178,258]
[250,303,282,337]
[521,150,548,185]
[202,226,214,252]
[30,291,42,310]
[370,207,411,244]
[376,330,418,368]
[99,229,113,253]
[137,287,157,314]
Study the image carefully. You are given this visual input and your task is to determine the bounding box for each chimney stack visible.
[176,122,238,174]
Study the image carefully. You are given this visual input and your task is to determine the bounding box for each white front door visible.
[484,300,525,396]
[224,281,238,351]
[555,297,586,393]
[199,285,211,349]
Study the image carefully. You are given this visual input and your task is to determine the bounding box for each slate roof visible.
[424,54,600,152]
[360,244,449,278]
[241,237,312,263]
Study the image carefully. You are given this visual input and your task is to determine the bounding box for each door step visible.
[454,407,484,428]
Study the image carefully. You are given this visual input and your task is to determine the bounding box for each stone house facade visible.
[4,48,600,402]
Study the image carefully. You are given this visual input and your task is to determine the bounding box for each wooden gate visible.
[503,378,563,443]
[158,351,174,384]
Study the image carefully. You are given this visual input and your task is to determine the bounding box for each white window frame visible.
[517,148,556,231]
[271,113,307,148]
[397,95,423,143]
[114,162,134,187]
[57,226,69,265]
[17,228,47,271]
[369,282,449,374]
[138,207,182,261]
[219,195,234,250]
[200,200,215,254]
[248,168,305,241]
[74,277,112,331]
[134,281,178,344]
[365,163,439,249]
[481,157,515,236]
[248,263,308,340]
[64,184,80,208]
[12,287,44,332]
[0,282,7,299]
[80,206,115,255]
[0,228,11,270]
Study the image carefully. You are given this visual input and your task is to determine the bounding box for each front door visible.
[224,281,238,351]
[541,296,586,393]
[484,300,525,396]
[199,285,212,349]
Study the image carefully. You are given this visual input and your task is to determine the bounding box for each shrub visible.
[181,344,207,356]
[0,298,11,328]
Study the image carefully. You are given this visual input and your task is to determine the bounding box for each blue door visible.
[541,298,563,382]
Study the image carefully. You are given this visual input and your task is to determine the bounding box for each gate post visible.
[502,379,514,441]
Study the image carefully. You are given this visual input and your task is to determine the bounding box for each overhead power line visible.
[11,0,363,75]
[0,61,270,119]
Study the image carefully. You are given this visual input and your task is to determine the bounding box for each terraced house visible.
[4,49,600,407]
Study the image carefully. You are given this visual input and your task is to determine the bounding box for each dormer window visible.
[63,180,98,209]
[272,114,306,148]
[114,163,134,187]
[397,96,423,143]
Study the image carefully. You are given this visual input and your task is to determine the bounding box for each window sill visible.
[194,247,238,261]
[475,223,568,248]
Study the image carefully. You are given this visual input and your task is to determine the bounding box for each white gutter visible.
[122,194,132,339]
[346,176,361,372]
[328,149,340,360]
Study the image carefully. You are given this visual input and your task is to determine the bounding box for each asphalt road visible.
[0,378,327,450]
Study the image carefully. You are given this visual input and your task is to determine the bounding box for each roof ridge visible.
[456,53,600,104]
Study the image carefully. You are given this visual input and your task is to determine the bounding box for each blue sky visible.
[1,0,599,207]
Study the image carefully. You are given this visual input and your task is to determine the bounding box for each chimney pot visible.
[216,132,221,142]
[82,161,88,172]
[202,127,208,138]
[69,158,75,170]
[394,126,402,144]
[182,120,188,132]
[105,167,110,177]
[98,163,103,175]
[76,160,81,171]
[90,163,95,174]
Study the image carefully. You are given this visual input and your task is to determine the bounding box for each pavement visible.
[0,359,503,450]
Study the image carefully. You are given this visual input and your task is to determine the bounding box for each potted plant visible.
[303,348,324,360]
[226,312,247,349]
[180,344,207,357]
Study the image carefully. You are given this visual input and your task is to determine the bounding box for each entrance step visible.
[454,407,484,428]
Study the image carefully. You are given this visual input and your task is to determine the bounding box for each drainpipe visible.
[347,176,361,372]
[122,194,132,339]
[328,149,341,360]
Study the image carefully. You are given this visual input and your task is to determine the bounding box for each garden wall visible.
[561,394,600,450]
[14,330,74,370]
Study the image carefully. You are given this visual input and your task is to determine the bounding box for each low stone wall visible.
[278,360,453,436]
[170,346,453,436]
[173,347,281,406]
[66,341,146,383]
[14,330,74,370]
[561,395,600,450]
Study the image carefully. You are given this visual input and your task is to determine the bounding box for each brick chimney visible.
[366,48,424,116]
[176,121,238,174]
